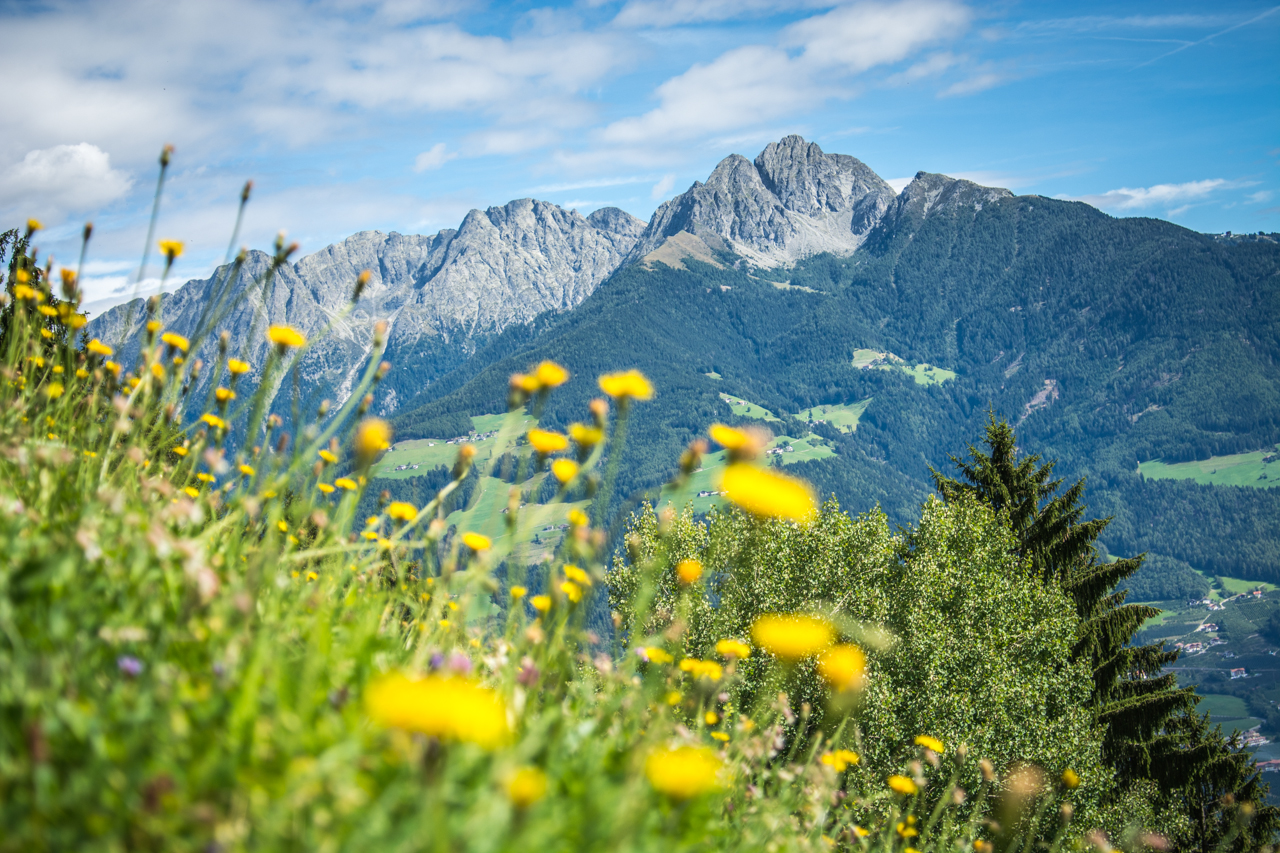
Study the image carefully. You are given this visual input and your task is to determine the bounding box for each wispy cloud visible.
[1069,179,1241,212]
[413,143,458,172]
[1134,6,1280,68]
[938,71,1006,97]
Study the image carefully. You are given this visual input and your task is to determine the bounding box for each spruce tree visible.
[933,416,1278,849]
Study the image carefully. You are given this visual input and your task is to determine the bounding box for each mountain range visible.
[86,136,1280,583]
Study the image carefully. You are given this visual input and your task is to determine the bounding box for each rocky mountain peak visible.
[875,171,1013,233]
[627,135,898,269]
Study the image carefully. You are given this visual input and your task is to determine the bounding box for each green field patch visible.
[442,473,590,564]
[374,413,535,480]
[1139,444,1279,488]
[851,349,955,385]
[720,393,780,422]
[704,371,722,380]
[796,399,871,433]
[1199,693,1250,719]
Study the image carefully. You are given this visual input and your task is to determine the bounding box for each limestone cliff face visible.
[628,135,898,268]
[86,199,644,415]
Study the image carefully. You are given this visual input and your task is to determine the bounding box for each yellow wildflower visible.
[173,446,189,457]
[676,559,703,585]
[640,647,673,664]
[318,449,338,464]
[711,732,729,742]
[45,382,64,399]
[40,328,54,339]
[83,450,97,458]
[569,422,603,447]
[361,531,379,540]
[598,369,653,401]
[560,580,583,603]
[534,360,569,388]
[354,418,392,461]
[87,338,113,357]
[26,219,42,232]
[564,564,592,586]
[818,644,867,692]
[715,639,751,660]
[568,509,589,527]
[704,711,718,725]
[103,361,121,377]
[505,767,548,808]
[709,423,755,451]
[645,746,723,799]
[183,487,199,499]
[751,614,834,661]
[720,463,816,521]
[510,585,527,599]
[527,428,568,454]
[227,358,250,375]
[509,372,540,393]
[146,321,162,334]
[1062,768,1080,789]
[531,595,552,613]
[201,414,226,430]
[306,571,319,582]
[239,464,255,477]
[679,659,723,681]
[277,521,289,533]
[197,473,215,483]
[160,332,189,352]
[551,458,579,483]
[463,532,491,551]
[666,691,683,706]
[335,477,357,491]
[150,362,165,380]
[915,735,945,754]
[76,368,90,379]
[386,501,417,521]
[38,305,58,317]
[897,817,919,839]
[887,775,919,796]
[215,387,235,403]
[13,284,39,301]
[821,750,860,772]
[365,672,508,749]
[267,325,306,348]
[158,239,184,261]
[317,483,335,494]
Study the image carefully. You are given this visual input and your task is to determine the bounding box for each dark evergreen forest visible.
[391,194,1280,580]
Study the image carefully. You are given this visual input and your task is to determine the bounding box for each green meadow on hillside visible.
[796,399,872,432]
[850,348,955,386]
[1139,445,1280,488]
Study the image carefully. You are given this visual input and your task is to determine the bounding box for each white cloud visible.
[602,0,969,146]
[651,173,676,199]
[0,144,134,223]
[938,71,1006,97]
[414,143,457,172]
[1071,179,1235,212]
[612,0,830,28]
[782,1,971,73]
[1248,190,1274,204]
[887,51,959,84]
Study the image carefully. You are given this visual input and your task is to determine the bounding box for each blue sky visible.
[1,0,1276,308]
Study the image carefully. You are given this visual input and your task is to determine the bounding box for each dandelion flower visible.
[535,360,569,388]
[751,614,834,661]
[158,239,184,261]
[676,559,703,585]
[365,672,508,749]
[318,449,338,464]
[160,332,189,352]
[277,521,289,533]
[527,428,568,454]
[568,509,589,527]
[183,487,199,499]
[335,477,357,491]
[715,639,751,660]
[45,382,64,399]
[569,423,604,448]
[887,775,919,796]
[14,284,38,301]
[267,325,306,349]
[645,746,723,799]
[173,446,189,457]
[639,647,673,664]
[560,580,583,603]
[711,731,729,742]
[238,464,255,477]
[355,418,392,461]
[387,502,417,522]
[720,463,816,521]
[201,414,227,430]
[821,750,860,772]
[818,644,867,692]
[598,369,653,401]
[709,424,755,452]
[196,473,216,484]
[679,659,723,681]
[150,363,165,380]
[227,358,250,375]
[38,305,58,317]
[463,532,491,551]
[317,483,335,494]
[509,372,540,393]
[76,368,90,379]
[104,361,121,377]
[87,338,113,357]
[26,218,42,233]
[506,767,549,808]
[531,595,551,613]
[551,458,579,483]
[510,585,527,599]
[564,564,591,586]
[1061,768,1080,789]
[914,735,945,754]
[215,387,235,403]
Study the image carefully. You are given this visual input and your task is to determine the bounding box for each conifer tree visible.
[933,415,1278,849]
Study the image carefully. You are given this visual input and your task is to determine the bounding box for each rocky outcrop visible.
[628,135,898,269]
[86,200,644,416]
[875,171,1013,233]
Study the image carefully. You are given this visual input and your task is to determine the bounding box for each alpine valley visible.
[89,135,1280,598]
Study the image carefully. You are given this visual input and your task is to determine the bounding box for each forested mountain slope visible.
[394,188,1280,579]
